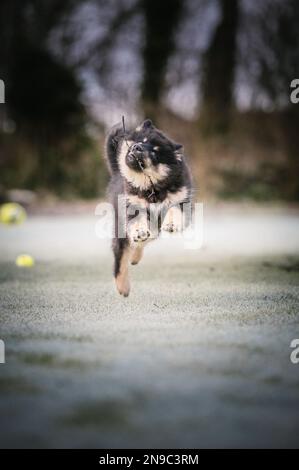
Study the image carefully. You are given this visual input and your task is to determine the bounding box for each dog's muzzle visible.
[130,143,143,156]
[127,143,147,170]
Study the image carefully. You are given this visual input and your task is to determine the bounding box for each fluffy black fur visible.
[105,118,192,296]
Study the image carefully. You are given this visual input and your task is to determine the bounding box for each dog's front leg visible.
[127,209,152,245]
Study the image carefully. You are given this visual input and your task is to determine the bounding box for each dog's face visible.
[118,119,183,188]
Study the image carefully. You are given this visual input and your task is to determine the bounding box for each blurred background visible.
[0,0,299,203]
[1,1,299,449]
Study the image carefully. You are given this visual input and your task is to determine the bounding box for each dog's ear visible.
[174,143,183,151]
[136,119,153,131]
[174,143,184,161]
[142,119,153,129]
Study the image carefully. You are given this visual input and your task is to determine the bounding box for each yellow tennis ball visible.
[16,254,35,268]
[0,203,27,225]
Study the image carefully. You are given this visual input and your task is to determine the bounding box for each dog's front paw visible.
[132,227,151,243]
[162,207,183,233]
[128,218,152,244]
[162,221,182,233]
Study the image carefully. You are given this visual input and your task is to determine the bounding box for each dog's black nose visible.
[130,143,143,155]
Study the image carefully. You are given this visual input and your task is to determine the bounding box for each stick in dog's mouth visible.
[122,116,146,171]
[135,156,145,171]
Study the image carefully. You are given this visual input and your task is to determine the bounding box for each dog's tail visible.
[104,123,125,175]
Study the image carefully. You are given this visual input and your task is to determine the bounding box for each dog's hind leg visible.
[113,238,131,297]
[131,245,144,265]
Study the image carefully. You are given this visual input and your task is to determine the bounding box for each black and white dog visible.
[105,119,192,296]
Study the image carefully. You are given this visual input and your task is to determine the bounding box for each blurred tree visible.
[200,0,239,134]
[9,47,84,139]
[255,0,299,106]
[141,0,183,119]
[1,0,299,200]
[0,0,83,137]
[252,0,299,198]
[0,0,106,197]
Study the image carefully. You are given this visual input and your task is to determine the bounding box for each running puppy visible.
[105,119,192,296]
